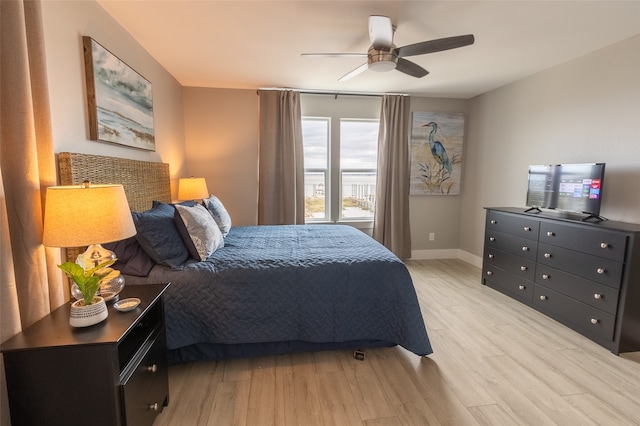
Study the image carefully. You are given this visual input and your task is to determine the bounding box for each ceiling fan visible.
[302,15,475,81]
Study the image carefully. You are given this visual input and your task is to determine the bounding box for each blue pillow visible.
[174,204,224,261]
[203,195,232,237]
[103,236,155,277]
[132,203,190,270]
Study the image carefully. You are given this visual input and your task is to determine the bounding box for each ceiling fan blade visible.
[397,34,475,58]
[396,58,429,78]
[338,63,368,81]
[301,53,367,58]
[368,15,393,49]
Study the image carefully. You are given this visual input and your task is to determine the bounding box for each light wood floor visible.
[153,259,640,426]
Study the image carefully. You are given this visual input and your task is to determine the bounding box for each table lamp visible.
[178,177,209,201]
[42,182,136,326]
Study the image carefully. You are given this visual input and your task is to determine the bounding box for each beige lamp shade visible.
[178,177,209,201]
[42,184,136,247]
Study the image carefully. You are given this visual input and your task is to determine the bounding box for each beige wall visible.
[183,88,259,226]
[408,97,469,257]
[41,0,187,199]
[460,34,640,261]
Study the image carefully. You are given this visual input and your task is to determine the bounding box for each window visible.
[302,118,329,220]
[302,117,379,222]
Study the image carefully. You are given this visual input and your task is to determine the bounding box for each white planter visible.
[69,296,108,327]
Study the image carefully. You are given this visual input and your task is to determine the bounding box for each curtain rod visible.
[257,88,409,98]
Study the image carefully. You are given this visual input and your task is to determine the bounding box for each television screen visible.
[526,163,605,217]
[526,164,557,209]
[555,163,605,214]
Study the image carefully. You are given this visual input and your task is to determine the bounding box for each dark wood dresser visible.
[482,207,640,354]
[1,283,170,426]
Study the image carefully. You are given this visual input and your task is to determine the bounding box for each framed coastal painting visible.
[83,36,155,151]
[409,112,466,195]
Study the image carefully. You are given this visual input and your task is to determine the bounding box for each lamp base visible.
[69,297,108,327]
[74,244,125,302]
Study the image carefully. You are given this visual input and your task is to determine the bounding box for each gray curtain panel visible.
[373,95,412,260]
[257,89,305,225]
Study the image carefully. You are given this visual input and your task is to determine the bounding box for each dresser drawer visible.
[537,243,623,288]
[485,231,538,261]
[535,265,619,315]
[486,211,539,241]
[484,247,536,281]
[539,222,627,261]
[121,329,168,426]
[482,265,533,303]
[533,285,615,342]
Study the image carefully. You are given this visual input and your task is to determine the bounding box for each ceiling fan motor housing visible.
[367,45,398,72]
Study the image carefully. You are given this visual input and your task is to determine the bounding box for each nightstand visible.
[1,283,171,426]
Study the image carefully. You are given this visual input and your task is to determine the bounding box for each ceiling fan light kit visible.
[367,46,397,72]
[303,15,475,81]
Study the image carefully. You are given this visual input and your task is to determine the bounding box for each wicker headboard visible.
[58,152,171,212]
[57,152,171,263]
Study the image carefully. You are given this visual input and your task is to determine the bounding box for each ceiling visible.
[96,1,640,99]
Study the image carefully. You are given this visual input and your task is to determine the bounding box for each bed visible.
[58,152,432,364]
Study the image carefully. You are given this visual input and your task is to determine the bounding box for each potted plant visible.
[58,257,118,327]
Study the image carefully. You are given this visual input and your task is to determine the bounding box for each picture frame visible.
[409,112,466,195]
[83,36,155,151]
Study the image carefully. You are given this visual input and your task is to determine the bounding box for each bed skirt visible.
[167,340,397,364]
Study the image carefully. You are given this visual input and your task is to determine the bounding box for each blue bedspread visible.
[126,224,432,359]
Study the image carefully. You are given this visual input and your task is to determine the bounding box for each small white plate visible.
[114,298,141,312]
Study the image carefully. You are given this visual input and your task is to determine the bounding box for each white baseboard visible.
[458,250,483,268]
[410,249,483,268]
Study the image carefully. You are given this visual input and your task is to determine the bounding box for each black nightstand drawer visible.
[122,328,169,426]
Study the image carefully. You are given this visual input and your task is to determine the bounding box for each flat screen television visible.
[525,163,605,221]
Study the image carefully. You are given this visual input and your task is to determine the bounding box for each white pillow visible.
[174,204,224,261]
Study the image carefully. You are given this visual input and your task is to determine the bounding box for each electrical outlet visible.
[429,233,435,241]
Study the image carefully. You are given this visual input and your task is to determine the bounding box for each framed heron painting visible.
[410,112,466,195]
[83,36,155,151]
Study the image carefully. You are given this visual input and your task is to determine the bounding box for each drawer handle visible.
[490,220,497,224]
[520,266,527,271]
[594,293,602,300]
[546,231,555,237]
[146,364,158,373]
[518,285,526,290]
[149,402,159,411]
[542,274,550,280]
[488,254,494,259]
[539,295,547,301]
[544,253,552,258]
[590,318,599,325]
[489,237,496,242]
[486,270,493,276]
[600,242,609,249]
[522,246,529,252]
[596,268,605,274]
[523,226,531,231]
